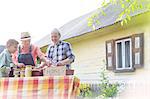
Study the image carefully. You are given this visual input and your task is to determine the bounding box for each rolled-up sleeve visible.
[65,43,75,63]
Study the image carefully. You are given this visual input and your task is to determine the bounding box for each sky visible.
[0,0,104,45]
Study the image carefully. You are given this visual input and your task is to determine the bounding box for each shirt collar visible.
[51,41,62,46]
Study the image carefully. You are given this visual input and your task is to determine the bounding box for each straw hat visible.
[20,32,31,41]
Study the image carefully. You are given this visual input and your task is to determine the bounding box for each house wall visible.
[67,12,150,98]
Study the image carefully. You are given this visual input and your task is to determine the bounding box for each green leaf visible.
[120,11,125,16]
[139,4,143,9]
[110,0,113,3]
[92,25,96,30]
[127,15,131,21]
[121,4,125,8]
[87,17,92,21]
[102,0,106,7]
[88,22,92,27]
[116,15,123,22]
[120,0,123,4]
[131,6,135,12]
[121,21,124,26]
[100,9,106,16]
[96,20,101,25]
[147,4,150,10]
[127,9,130,14]
[126,0,130,2]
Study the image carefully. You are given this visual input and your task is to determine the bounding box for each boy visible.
[0,39,19,77]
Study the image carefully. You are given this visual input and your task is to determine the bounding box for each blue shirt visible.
[0,49,13,68]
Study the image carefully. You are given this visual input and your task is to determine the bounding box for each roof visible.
[35,1,149,48]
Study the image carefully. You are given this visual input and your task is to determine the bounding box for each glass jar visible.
[25,65,32,77]
[20,67,25,77]
[13,69,20,77]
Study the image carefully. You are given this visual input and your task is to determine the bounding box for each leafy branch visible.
[88,0,150,29]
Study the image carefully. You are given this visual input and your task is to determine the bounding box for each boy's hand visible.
[17,63,25,68]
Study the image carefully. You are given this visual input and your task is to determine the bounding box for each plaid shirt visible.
[46,41,75,68]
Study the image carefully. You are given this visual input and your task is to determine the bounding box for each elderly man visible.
[45,28,75,69]
[12,32,48,67]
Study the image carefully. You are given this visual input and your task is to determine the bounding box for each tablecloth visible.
[0,76,80,99]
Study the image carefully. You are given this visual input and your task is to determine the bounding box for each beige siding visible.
[67,12,150,85]
[67,12,150,98]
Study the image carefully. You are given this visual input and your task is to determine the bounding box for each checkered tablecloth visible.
[0,76,80,99]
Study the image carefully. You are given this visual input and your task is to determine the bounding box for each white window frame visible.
[115,38,132,70]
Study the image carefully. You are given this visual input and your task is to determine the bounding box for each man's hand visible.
[56,61,65,66]
[17,63,25,68]
[46,59,52,67]
[56,58,71,66]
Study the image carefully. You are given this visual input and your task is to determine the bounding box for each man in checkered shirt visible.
[46,28,75,69]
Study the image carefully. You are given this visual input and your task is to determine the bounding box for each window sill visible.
[114,68,135,73]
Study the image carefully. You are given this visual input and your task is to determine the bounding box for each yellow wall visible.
[66,12,150,98]
[67,12,149,77]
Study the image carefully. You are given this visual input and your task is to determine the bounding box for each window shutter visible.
[106,40,115,70]
[132,33,144,68]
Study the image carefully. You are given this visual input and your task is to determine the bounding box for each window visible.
[115,38,132,70]
[106,33,144,72]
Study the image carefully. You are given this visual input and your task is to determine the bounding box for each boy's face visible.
[9,44,18,53]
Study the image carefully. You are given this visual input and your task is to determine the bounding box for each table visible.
[0,76,80,99]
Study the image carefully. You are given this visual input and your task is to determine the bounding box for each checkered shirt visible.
[46,41,75,68]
